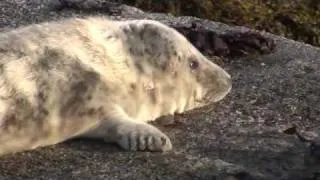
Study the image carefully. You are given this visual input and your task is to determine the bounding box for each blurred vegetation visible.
[122,0,320,46]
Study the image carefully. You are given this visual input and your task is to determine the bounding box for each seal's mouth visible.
[192,78,232,107]
[199,86,232,104]
[194,99,204,104]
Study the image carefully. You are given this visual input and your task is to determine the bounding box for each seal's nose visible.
[221,72,232,93]
[226,76,232,88]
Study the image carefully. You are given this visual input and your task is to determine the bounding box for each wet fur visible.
[0,16,231,156]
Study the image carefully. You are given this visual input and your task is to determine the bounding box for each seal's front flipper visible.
[112,120,172,152]
[80,107,172,152]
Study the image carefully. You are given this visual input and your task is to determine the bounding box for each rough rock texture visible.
[0,1,320,179]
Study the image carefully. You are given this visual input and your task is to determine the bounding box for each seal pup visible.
[0,16,231,156]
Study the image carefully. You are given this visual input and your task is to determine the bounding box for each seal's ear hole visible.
[189,60,199,70]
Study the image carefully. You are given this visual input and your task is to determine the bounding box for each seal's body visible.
[0,16,231,156]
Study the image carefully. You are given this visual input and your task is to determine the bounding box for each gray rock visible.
[0,0,320,179]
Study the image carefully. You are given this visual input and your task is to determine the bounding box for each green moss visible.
[123,0,320,46]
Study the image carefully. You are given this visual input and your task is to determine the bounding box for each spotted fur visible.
[0,16,231,155]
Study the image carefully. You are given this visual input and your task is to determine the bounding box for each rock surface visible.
[0,0,320,179]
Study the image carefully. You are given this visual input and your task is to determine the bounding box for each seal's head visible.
[115,19,232,113]
[175,41,232,109]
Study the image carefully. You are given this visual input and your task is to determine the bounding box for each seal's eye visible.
[189,60,199,70]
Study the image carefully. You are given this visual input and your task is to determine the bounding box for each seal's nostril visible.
[226,77,232,87]
[224,76,232,91]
